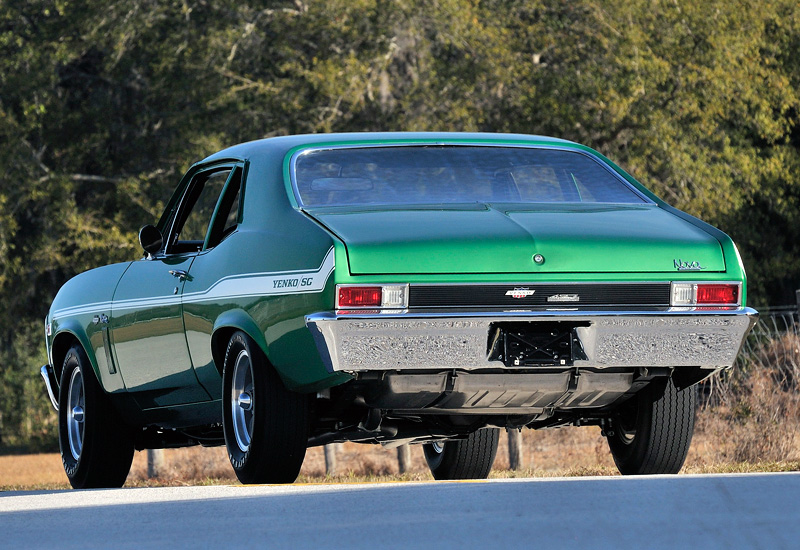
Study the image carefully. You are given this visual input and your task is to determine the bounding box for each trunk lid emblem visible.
[547,294,580,303]
[674,259,706,271]
[506,288,536,299]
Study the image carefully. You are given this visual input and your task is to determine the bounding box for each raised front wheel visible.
[607,378,696,475]
[58,344,134,489]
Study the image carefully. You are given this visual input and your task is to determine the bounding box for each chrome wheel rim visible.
[66,366,85,461]
[431,441,445,454]
[231,349,254,453]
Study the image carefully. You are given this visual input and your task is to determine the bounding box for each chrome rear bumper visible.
[306,308,758,373]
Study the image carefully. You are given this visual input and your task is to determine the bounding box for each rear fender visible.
[211,309,270,377]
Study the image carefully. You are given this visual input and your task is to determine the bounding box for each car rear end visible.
[289,134,756,475]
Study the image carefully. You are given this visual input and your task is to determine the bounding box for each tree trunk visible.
[324,443,339,476]
[147,448,164,478]
[397,444,411,474]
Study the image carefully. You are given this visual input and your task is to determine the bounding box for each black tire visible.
[607,378,696,475]
[222,331,309,484]
[423,428,500,480]
[58,344,135,489]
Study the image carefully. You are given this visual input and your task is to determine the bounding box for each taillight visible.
[338,286,382,307]
[336,284,409,309]
[696,284,739,305]
[670,282,741,306]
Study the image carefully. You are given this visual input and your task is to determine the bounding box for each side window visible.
[205,167,243,249]
[167,167,238,254]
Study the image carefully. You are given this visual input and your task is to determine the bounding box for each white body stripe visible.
[52,248,335,319]
[52,301,115,319]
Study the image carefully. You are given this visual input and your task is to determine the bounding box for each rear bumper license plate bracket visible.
[487,322,589,367]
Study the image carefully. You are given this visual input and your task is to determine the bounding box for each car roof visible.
[201,132,579,164]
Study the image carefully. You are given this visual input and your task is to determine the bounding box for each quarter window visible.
[205,167,242,249]
[167,166,242,254]
[179,170,231,243]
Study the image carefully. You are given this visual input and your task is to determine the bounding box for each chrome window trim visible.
[288,143,655,208]
[163,162,240,256]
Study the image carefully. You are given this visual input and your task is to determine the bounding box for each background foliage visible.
[1,0,798,450]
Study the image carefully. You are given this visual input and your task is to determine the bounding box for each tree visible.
[1,0,798,450]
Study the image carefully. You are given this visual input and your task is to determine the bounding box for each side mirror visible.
[138,225,163,255]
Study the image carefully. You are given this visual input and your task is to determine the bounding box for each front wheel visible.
[222,331,309,484]
[423,428,500,480]
[606,378,696,475]
[58,344,135,489]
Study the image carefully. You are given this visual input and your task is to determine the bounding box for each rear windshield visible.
[293,146,647,207]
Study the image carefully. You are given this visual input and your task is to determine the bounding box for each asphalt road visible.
[1,473,798,549]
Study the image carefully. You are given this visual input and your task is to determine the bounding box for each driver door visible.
[110,166,234,409]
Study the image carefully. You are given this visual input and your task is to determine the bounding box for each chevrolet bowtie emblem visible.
[506,288,535,299]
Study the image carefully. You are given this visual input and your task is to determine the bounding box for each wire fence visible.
[695,303,800,462]
[740,306,799,359]
[701,305,800,408]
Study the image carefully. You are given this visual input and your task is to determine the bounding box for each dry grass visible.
[694,324,800,465]
[0,453,70,489]
[2,419,798,491]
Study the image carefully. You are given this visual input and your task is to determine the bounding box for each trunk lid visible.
[308,204,725,274]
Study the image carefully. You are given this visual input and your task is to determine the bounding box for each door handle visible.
[169,269,188,281]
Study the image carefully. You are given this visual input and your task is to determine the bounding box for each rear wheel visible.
[423,428,500,480]
[222,331,309,484]
[58,344,134,489]
[607,378,696,475]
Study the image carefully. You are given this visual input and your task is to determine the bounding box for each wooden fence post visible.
[397,444,411,474]
[324,443,338,476]
[507,429,524,471]
[147,448,164,478]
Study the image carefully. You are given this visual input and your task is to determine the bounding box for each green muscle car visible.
[41,133,757,488]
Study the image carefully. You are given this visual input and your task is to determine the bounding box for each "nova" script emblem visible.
[673,259,706,271]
